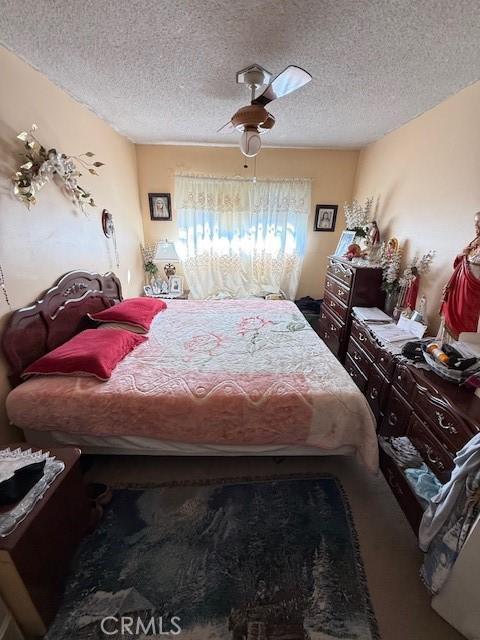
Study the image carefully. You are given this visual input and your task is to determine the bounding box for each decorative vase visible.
[384,289,398,317]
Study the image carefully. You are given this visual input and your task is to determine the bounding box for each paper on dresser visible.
[371,322,416,345]
[397,315,427,339]
[353,307,392,324]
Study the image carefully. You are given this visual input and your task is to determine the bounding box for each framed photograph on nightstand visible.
[169,275,184,296]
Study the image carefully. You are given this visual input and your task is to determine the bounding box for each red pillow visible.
[89,297,167,332]
[22,329,147,381]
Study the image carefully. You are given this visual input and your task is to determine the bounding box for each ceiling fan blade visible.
[217,120,235,133]
[252,65,312,106]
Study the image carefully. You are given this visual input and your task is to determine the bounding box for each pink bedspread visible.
[6,300,378,470]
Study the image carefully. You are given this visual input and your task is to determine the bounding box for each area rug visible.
[47,475,380,640]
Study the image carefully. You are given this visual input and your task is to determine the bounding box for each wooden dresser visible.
[318,257,384,362]
[346,317,480,532]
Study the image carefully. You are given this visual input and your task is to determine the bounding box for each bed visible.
[3,271,378,470]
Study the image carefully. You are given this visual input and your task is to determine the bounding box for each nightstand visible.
[144,292,189,300]
[0,446,89,637]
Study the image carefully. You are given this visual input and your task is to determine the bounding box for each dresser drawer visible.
[323,291,348,324]
[393,364,416,399]
[379,447,423,533]
[345,354,368,392]
[365,364,389,421]
[380,385,412,437]
[351,320,378,360]
[327,258,354,287]
[347,338,372,378]
[408,413,454,481]
[376,347,396,377]
[318,309,342,357]
[414,388,472,454]
[325,274,350,305]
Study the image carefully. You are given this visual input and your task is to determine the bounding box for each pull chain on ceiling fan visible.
[218,64,312,157]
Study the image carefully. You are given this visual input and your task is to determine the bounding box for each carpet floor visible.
[84,455,463,640]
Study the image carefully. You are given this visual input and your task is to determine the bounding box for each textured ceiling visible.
[1,0,480,148]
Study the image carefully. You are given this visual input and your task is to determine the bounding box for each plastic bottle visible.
[426,342,449,365]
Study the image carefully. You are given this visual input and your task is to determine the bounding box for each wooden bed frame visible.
[2,270,122,387]
[1,270,358,459]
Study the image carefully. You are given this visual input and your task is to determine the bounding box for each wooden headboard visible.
[1,270,122,386]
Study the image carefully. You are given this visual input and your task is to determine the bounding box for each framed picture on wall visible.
[148,193,172,221]
[314,204,338,232]
[334,230,356,257]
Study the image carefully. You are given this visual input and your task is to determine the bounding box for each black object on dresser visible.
[346,317,480,533]
[318,257,384,362]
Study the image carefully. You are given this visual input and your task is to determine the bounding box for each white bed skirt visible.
[23,428,356,457]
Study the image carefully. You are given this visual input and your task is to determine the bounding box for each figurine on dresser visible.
[441,211,480,338]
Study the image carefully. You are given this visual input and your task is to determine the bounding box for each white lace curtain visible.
[175,175,311,300]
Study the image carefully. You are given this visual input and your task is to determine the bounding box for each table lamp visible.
[154,240,179,277]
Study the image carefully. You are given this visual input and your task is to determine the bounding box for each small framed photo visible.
[148,193,172,221]
[314,204,337,232]
[334,230,356,257]
[168,275,184,296]
[143,285,153,296]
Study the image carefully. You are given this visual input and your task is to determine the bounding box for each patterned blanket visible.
[7,300,378,470]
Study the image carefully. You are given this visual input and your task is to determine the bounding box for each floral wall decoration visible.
[12,124,105,213]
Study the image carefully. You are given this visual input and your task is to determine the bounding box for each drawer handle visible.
[358,333,367,342]
[329,300,335,308]
[370,387,379,400]
[337,289,345,298]
[324,332,329,339]
[353,352,361,361]
[380,356,386,363]
[435,411,458,435]
[330,324,336,332]
[388,413,398,426]
[348,368,355,378]
[326,281,332,288]
[424,445,445,470]
[397,374,403,382]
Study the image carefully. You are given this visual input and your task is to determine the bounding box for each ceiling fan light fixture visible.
[240,129,261,157]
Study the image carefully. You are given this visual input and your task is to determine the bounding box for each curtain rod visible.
[175,173,312,183]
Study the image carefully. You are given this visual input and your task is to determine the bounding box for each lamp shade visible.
[154,240,179,262]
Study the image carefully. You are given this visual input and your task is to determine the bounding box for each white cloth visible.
[419,432,480,552]
[175,175,310,300]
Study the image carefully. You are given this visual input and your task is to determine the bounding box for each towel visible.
[419,432,480,552]
[419,432,480,593]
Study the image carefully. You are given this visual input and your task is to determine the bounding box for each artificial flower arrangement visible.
[12,124,104,212]
[140,242,159,281]
[397,250,435,313]
[379,240,403,294]
[398,251,436,288]
[343,197,374,238]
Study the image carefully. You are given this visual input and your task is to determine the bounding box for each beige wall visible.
[0,47,145,441]
[136,145,359,299]
[354,81,480,330]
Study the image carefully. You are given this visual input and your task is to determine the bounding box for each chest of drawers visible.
[345,317,480,533]
[318,257,384,362]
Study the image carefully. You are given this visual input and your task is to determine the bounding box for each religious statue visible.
[368,220,380,247]
[440,211,480,338]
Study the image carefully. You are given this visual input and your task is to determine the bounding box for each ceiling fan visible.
[218,64,312,158]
